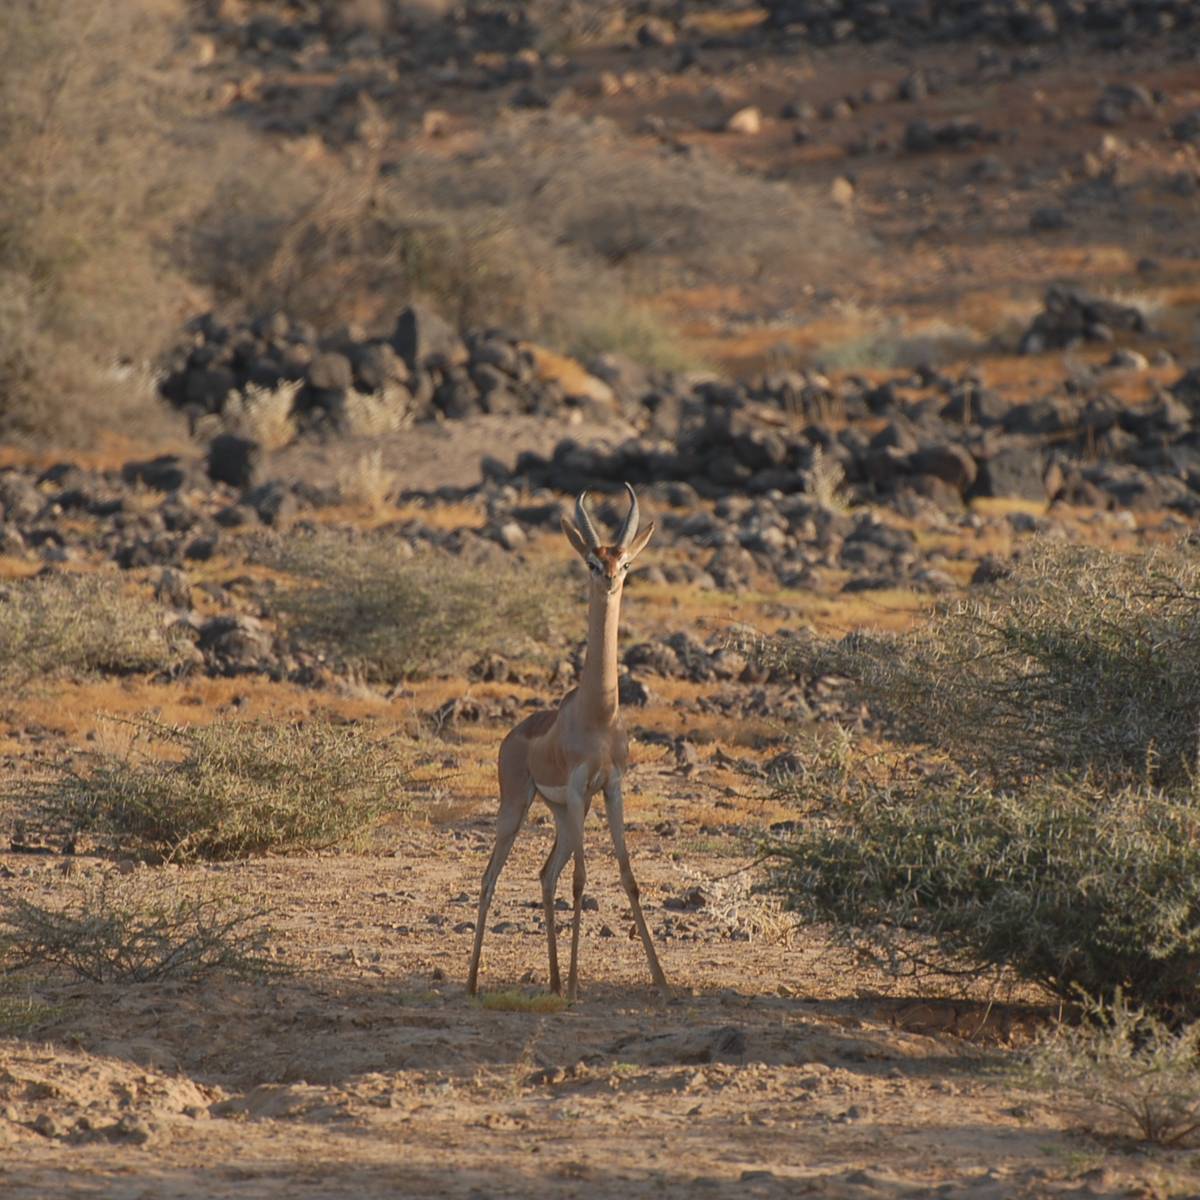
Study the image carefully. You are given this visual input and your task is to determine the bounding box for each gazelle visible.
[466,483,670,1002]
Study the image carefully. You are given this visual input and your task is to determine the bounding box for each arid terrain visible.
[3,2,1200,1197]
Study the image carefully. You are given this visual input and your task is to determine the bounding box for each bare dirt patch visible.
[2,800,1190,1199]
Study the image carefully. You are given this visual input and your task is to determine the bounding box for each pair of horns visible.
[575,483,639,550]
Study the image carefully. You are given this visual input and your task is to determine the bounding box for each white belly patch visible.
[535,769,610,807]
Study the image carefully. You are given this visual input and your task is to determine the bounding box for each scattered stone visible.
[244,480,298,527]
[421,109,451,137]
[904,117,992,153]
[491,521,527,551]
[1093,81,1155,124]
[1029,205,1069,231]
[32,1112,67,1139]
[618,675,654,707]
[664,886,707,912]
[979,443,1048,501]
[122,456,191,493]
[1106,348,1148,372]
[725,106,762,135]
[154,567,193,610]
[609,1024,747,1066]
[1172,109,1200,145]
[206,434,260,489]
[1019,286,1147,353]
[198,615,275,676]
[391,304,466,372]
[829,176,855,207]
[636,17,676,47]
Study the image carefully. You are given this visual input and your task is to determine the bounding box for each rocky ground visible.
[3,1,1200,1196]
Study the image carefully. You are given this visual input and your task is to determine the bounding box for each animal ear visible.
[561,516,591,560]
[625,521,654,560]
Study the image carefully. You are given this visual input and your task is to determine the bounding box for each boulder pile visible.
[159,305,609,431]
[156,287,1196,530]
[1018,286,1149,354]
[762,0,1198,45]
[496,356,1200,520]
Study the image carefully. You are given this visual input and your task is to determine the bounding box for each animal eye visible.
[588,561,601,573]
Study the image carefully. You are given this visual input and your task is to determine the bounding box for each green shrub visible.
[1,873,274,982]
[271,532,569,682]
[20,717,409,863]
[765,752,1200,1012]
[0,987,65,1035]
[758,542,1200,1013]
[565,300,700,374]
[0,572,190,687]
[1021,992,1200,1147]
[757,542,1200,789]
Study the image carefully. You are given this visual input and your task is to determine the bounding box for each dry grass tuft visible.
[816,315,984,371]
[335,449,399,509]
[1,872,275,982]
[566,300,701,374]
[338,387,415,438]
[1022,992,1200,1147]
[18,716,411,863]
[679,864,793,945]
[806,445,850,512]
[202,381,300,451]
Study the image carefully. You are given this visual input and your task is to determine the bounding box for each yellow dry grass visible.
[475,990,567,1014]
[0,676,400,750]
[0,556,43,580]
[524,343,612,403]
[680,7,768,35]
[301,499,487,532]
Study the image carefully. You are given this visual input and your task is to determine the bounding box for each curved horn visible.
[575,490,601,549]
[615,482,640,549]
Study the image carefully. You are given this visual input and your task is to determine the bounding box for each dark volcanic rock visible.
[1019,286,1147,354]
[391,304,467,372]
[207,435,261,489]
[910,443,978,492]
[244,480,298,527]
[198,615,276,676]
[978,442,1047,501]
[307,351,354,392]
[122,456,192,493]
[762,0,1199,45]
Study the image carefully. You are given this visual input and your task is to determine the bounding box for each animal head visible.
[561,483,654,593]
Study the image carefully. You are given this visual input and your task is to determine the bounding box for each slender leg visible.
[467,784,532,995]
[604,777,670,1000]
[539,807,573,994]
[564,790,588,1001]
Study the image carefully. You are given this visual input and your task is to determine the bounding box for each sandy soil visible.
[2,779,1193,1199]
[266,412,640,495]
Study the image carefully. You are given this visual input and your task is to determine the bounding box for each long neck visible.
[580,584,621,724]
